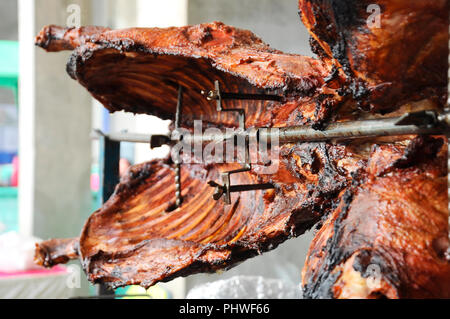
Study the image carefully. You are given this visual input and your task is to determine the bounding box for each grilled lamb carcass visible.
[33,19,449,297]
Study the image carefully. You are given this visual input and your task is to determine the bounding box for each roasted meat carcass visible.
[35,22,355,288]
[33,2,449,298]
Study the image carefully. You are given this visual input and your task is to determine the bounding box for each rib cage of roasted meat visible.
[35,22,343,129]
[33,0,449,298]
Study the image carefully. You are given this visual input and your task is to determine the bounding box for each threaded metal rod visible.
[261,114,448,144]
[175,163,182,207]
[95,110,450,146]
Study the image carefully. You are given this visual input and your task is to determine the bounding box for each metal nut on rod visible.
[150,134,171,149]
[200,89,219,101]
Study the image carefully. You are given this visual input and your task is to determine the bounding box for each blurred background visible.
[0,0,315,298]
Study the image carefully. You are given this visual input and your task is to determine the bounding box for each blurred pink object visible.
[0,265,67,278]
[90,173,99,192]
[10,156,18,187]
[119,158,131,177]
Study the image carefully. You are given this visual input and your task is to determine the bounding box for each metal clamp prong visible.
[208,174,274,205]
[203,80,281,204]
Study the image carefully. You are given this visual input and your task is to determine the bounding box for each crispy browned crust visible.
[297,0,450,296]
[78,139,362,288]
[35,25,111,52]
[34,134,381,289]
[35,22,348,129]
[34,238,79,268]
[302,136,450,299]
[298,0,449,112]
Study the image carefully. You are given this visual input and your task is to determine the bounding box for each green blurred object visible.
[0,187,18,233]
[0,41,19,104]
[115,285,171,299]
[0,164,13,184]
[0,41,19,233]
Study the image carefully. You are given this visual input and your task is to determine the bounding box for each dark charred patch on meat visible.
[302,141,450,298]
[312,94,338,129]
[308,35,327,60]
[392,135,443,169]
[303,188,355,299]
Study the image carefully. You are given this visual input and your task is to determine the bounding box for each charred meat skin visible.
[298,0,449,112]
[298,0,450,299]
[35,135,450,295]
[35,238,79,268]
[302,136,450,299]
[32,22,353,288]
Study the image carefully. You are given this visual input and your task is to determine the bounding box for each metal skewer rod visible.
[92,110,450,146]
[203,80,283,103]
[92,108,450,207]
[178,110,450,145]
[261,111,449,144]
